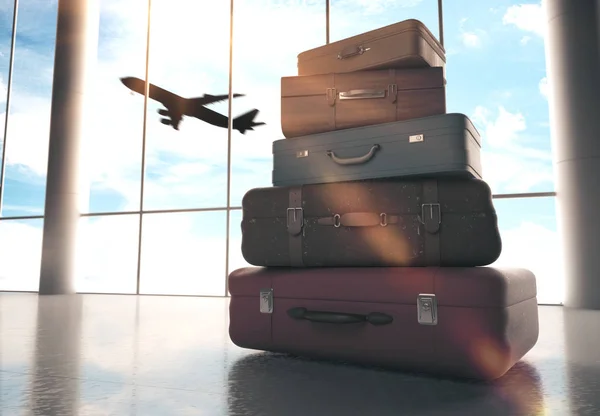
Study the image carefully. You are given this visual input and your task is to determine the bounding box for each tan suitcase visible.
[297,19,445,76]
[281,67,446,138]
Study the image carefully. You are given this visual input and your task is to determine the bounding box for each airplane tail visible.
[232,109,266,135]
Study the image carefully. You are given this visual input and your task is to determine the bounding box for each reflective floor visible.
[0,293,598,416]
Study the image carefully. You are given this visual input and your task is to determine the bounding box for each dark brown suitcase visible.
[297,19,445,76]
[228,266,540,381]
[281,67,446,138]
[241,177,501,268]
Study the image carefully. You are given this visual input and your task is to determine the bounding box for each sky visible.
[0,0,564,303]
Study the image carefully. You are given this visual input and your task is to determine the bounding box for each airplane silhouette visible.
[120,76,265,134]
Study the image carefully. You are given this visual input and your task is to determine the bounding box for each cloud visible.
[333,0,423,15]
[471,105,554,193]
[492,221,563,304]
[458,17,485,49]
[520,35,531,45]
[538,76,549,99]
[502,2,545,37]
[461,32,482,48]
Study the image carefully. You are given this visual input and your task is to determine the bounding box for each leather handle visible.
[326,144,380,166]
[337,45,371,60]
[338,88,386,100]
[317,212,397,227]
[288,307,393,326]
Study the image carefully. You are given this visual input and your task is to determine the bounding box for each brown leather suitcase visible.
[281,67,446,138]
[228,266,540,381]
[297,19,445,76]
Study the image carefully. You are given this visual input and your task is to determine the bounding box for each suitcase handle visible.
[288,307,393,326]
[339,88,386,100]
[326,144,380,165]
[337,45,371,60]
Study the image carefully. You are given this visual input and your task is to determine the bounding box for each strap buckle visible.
[419,203,441,234]
[286,207,304,236]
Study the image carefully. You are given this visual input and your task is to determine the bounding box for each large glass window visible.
[75,214,140,294]
[230,0,326,206]
[0,1,565,304]
[141,1,231,211]
[491,196,562,305]
[0,218,43,291]
[139,211,227,296]
[1,1,57,218]
[84,0,149,214]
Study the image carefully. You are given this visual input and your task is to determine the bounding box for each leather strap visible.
[317,212,399,227]
[421,180,441,266]
[287,187,304,267]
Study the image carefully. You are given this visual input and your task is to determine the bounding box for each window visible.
[0,218,43,291]
[230,0,326,207]
[1,1,57,218]
[139,211,227,296]
[491,196,562,305]
[75,214,140,294]
[84,0,149,213]
[141,1,231,211]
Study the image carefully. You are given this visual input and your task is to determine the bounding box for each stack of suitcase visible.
[228,16,539,381]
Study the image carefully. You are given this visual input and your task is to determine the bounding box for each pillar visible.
[39,0,99,294]
[544,0,600,309]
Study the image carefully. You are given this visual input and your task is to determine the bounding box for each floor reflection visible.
[0,294,598,415]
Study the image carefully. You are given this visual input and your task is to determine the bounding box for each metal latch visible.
[296,150,309,158]
[417,294,437,325]
[409,134,424,143]
[260,288,273,314]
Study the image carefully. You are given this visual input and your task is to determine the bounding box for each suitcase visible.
[228,266,540,381]
[272,113,483,187]
[241,177,501,267]
[281,67,446,138]
[297,19,445,76]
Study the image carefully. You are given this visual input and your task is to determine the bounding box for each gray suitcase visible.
[272,113,482,187]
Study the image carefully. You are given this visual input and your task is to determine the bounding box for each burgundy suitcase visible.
[228,266,540,381]
[241,177,501,268]
[297,19,445,76]
[281,67,446,138]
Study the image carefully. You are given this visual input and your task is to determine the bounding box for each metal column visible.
[544,0,600,309]
[39,0,99,294]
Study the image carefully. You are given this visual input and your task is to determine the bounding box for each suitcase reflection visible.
[226,353,545,416]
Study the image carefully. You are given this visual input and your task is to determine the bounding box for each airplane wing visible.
[188,93,244,107]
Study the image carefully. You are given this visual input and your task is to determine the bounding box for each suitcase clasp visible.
[260,288,273,314]
[419,203,441,234]
[287,207,304,235]
[417,294,438,325]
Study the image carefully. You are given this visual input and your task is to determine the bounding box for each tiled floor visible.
[0,293,598,416]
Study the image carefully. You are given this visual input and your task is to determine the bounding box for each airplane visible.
[120,76,265,134]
